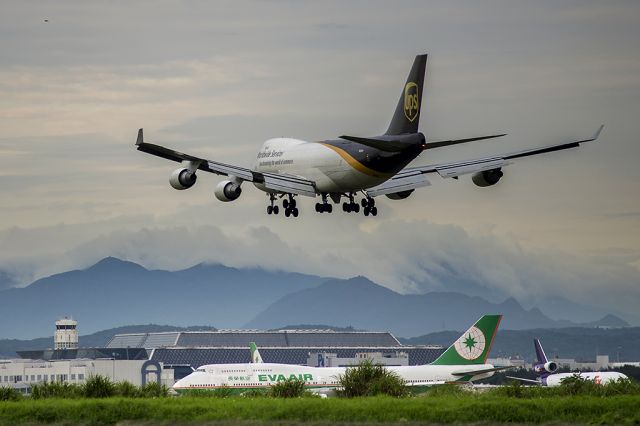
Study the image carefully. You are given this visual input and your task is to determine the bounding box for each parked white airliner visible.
[135,54,602,217]
[507,338,628,386]
[172,315,507,396]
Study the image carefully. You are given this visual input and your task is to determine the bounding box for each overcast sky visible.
[1,1,639,322]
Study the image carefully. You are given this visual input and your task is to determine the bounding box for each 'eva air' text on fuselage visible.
[258,374,313,382]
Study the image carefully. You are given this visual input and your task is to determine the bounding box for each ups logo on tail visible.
[403,82,419,122]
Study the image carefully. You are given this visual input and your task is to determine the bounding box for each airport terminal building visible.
[104,329,445,379]
[4,327,444,392]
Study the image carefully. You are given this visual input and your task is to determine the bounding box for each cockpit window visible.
[196,368,205,372]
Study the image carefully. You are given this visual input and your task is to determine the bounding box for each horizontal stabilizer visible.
[451,366,512,376]
[339,135,409,152]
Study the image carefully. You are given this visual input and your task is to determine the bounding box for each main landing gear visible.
[362,197,378,217]
[342,193,360,213]
[267,192,378,217]
[315,194,332,213]
[341,193,377,216]
[283,194,299,218]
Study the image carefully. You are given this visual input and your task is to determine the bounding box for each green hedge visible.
[337,359,407,397]
[0,395,639,424]
[28,375,169,399]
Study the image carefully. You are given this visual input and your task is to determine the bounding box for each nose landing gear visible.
[267,194,279,215]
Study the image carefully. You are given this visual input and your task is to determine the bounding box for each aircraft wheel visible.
[371,207,378,216]
[342,202,349,212]
[273,206,279,215]
[364,207,370,216]
[315,203,321,213]
[267,206,273,215]
[353,204,360,213]
[285,208,291,217]
[291,199,297,208]
[292,208,299,217]
[283,199,289,209]
[361,198,367,208]
[326,204,332,213]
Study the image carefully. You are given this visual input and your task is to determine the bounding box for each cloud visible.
[2,209,638,323]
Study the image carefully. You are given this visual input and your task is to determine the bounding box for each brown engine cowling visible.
[386,189,415,200]
[472,168,504,187]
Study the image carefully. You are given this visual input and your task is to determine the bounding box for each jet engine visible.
[472,168,503,187]
[170,168,197,190]
[386,189,414,200]
[214,180,242,202]
[534,361,558,374]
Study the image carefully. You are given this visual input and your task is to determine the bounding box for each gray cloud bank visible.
[1,211,638,324]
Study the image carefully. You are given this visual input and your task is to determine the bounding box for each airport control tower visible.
[54,317,78,350]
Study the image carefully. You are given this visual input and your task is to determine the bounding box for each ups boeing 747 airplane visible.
[135,54,602,217]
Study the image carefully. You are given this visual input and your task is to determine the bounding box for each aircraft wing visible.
[135,129,317,197]
[392,125,603,181]
[367,171,431,197]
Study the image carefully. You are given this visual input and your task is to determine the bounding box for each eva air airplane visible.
[135,54,601,218]
[172,315,506,396]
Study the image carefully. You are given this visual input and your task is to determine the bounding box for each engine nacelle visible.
[472,168,504,187]
[214,180,242,202]
[534,361,558,374]
[385,189,414,200]
[169,168,197,190]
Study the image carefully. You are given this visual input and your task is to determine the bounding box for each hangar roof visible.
[106,330,402,349]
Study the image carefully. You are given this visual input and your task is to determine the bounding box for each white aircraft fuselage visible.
[252,138,411,193]
[543,371,627,387]
[173,361,496,395]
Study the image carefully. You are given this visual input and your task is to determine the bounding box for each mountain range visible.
[0,257,326,339]
[0,257,629,339]
[244,276,627,337]
[400,326,640,363]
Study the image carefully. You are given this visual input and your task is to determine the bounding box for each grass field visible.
[1,394,640,425]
